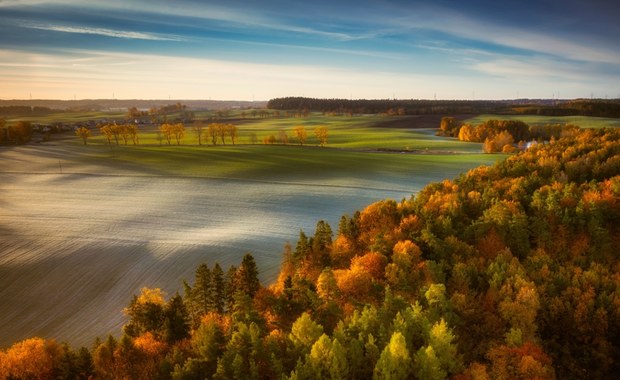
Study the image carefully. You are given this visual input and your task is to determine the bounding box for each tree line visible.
[267,97,508,116]
[3,127,620,378]
[76,123,330,147]
[268,97,620,118]
[438,117,581,153]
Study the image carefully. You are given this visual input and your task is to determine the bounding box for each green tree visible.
[295,230,311,261]
[373,332,412,380]
[316,268,340,301]
[123,288,166,338]
[236,253,261,298]
[193,263,213,316]
[289,312,324,354]
[211,263,226,314]
[428,319,462,376]
[312,220,333,266]
[163,293,190,344]
[414,345,445,380]
[225,265,238,311]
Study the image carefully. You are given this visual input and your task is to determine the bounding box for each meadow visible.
[1,112,502,347]
[463,114,620,129]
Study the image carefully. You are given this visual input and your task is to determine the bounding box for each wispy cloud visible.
[391,7,620,66]
[24,23,183,41]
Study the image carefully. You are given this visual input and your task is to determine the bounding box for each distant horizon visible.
[1,96,616,103]
[1,1,619,101]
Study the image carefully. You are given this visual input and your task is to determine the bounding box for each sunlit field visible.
[464,114,620,129]
[0,113,503,347]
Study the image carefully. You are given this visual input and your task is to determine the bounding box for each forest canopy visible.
[2,128,619,379]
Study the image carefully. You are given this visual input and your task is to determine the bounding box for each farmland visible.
[0,112,505,347]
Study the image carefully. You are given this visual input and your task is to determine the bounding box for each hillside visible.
[1,128,619,379]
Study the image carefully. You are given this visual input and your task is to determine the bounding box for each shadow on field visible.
[0,238,265,348]
[371,114,469,129]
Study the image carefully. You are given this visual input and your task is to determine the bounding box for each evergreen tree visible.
[194,263,213,315]
[237,253,261,298]
[225,265,238,311]
[164,293,191,344]
[295,230,311,260]
[312,220,333,266]
[211,263,226,313]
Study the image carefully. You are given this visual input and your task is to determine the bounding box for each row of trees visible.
[3,127,619,378]
[77,123,329,147]
[267,97,508,115]
[268,97,620,117]
[261,126,328,146]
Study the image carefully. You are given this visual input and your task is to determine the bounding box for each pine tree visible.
[225,265,238,311]
[237,253,261,298]
[164,293,190,344]
[194,263,213,315]
[211,263,226,314]
[312,220,333,266]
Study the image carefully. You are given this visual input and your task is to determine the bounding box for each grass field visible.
[463,114,620,129]
[66,113,482,152]
[1,112,506,347]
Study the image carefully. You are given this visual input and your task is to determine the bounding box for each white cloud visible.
[24,23,183,41]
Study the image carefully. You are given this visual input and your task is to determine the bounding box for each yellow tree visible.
[75,126,91,145]
[172,123,185,145]
[314,126,328,147]
[126,124,139,145]
[294,126,308,146]
[159,123,173,145]
[206,123,219,145]
[226,124,238,144]
[119,124,131,145]
[217,123,227,144]
[0,337,62,379]
[109,124,123,145]
[99,124,113,144]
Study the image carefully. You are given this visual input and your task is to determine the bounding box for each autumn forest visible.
[1,112,619,379]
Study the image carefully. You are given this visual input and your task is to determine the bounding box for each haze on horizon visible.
[0,0,619,101]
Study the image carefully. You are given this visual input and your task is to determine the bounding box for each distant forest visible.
[267,97,620,117]
[2,127,619,379]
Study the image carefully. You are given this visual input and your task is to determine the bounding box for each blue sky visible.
[1,0,619,100]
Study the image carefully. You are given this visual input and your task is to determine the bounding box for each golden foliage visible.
[0,337,62,379]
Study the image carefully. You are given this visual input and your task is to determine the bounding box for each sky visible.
[0,0,619,101]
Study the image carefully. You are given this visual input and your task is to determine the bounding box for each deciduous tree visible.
[75,126,91,145]
[314,126,328,147]
[294,126,308,146]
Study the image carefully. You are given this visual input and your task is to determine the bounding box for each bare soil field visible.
[0,145,418,347]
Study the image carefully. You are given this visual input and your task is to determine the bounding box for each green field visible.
[64,113,482,153]
[463,114,620,129]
